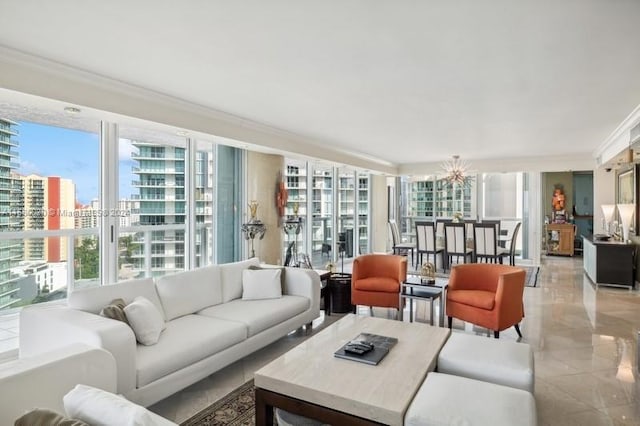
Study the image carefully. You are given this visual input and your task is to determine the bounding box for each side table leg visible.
[255,388,274,426]
[409,298,414,322]
[429,299,434,326]
[439,289,446,327]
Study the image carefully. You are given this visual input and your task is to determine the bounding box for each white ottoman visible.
[404,373,537,426]
[437,332,534,392]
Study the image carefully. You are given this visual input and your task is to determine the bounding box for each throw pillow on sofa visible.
[242,268,282,300]
[14,408,89,426]
[99,298,130,326]
[63,384,177,426]
[220,257,261,302]
[248,265,286,292]
[124,296,166,346]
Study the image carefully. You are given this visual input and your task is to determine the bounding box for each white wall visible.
[593,167,616,234]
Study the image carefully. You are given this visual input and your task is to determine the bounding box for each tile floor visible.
[149,256,640,425]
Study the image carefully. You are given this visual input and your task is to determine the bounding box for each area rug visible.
[181,380,256,426]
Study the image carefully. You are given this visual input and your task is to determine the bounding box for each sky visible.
[18,122,135,204]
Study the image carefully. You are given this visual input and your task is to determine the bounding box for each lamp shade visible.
[601,204,615,225]
[617,203,635,242]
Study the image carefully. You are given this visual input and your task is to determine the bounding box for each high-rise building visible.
[21,174,76,262]
[0,118,21,309]
[131,142,212,276]
[75,198,139,230]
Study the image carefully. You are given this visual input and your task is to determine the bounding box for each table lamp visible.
[601,204,615,235]
[616,203,635,242]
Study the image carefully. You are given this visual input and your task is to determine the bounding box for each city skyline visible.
[17,121,136,204]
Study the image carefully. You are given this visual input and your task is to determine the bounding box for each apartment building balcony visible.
[1,139,20,147]
[0,146,18,157]
[131,181,185,188]
[0,126,19,136]
[131,152,185,160]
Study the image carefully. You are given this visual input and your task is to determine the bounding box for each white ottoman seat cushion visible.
[404,373,536,426]
[437,332,534,392]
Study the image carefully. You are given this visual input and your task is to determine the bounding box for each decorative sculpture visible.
[551,185,567,223]
[420,262,436,285]
[276,179,288,218]
[242,201,266,258]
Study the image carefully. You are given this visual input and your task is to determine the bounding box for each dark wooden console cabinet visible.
[583,236,636,288]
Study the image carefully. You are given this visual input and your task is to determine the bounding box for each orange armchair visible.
[351,254,407,311]
[446,263,525,338]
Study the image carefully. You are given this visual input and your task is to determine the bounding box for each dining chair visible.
[444,222,473,270]
[473,222,508,263]
[435,218,452,236]
[415,221,444,271]
[388,219,415,267]
[481,220,501,243]
[500,222,522,266]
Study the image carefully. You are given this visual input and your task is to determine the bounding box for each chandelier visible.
[442,155,473,188]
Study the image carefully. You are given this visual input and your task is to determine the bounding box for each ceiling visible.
[0,0,639,170]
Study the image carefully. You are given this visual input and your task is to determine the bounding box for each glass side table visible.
[400,276,448,326]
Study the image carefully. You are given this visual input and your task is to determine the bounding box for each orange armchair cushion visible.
[354,277,400,293]
[447,290,495,310]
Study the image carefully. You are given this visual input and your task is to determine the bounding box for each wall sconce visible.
[617,203,635,242]
[601,204,615,235]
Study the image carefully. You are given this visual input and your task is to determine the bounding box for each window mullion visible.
[99,121,118,285]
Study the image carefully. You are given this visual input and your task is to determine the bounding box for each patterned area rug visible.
[181,380,255,426]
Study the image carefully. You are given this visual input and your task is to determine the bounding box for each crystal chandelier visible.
[442,155,473,188]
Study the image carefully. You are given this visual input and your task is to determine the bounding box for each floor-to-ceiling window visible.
[0,105,242,318]
[337,168,356,259]
[357,172,370,255]
[216,145,243,263]
[0,117,100,312]
[480,172,526,258]
[311,165,334,267]
[284,159,372,268]
[194,141,215,268]
[283,159,307,263]
[401,175,475,242]
[118,135,188,278]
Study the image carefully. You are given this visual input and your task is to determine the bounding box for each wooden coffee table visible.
[254,314,450,425]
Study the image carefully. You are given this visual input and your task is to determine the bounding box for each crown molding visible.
[0,45,398,175]
[593,103,640,167]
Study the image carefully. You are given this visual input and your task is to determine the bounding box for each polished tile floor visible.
[150,256,640,425]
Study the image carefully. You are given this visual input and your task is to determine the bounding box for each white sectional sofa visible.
[19,258,321,407]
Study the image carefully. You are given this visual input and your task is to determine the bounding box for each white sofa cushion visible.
[219,258,261,303]
[68,278,165,320]
[124,297,166,346]
[437,332,535,393]
[63,384,177,426]
[136,315,247,387]
[155,265,223,321]
[404,373,536,426]
[198,296,308,337]
[242,269,282,300]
